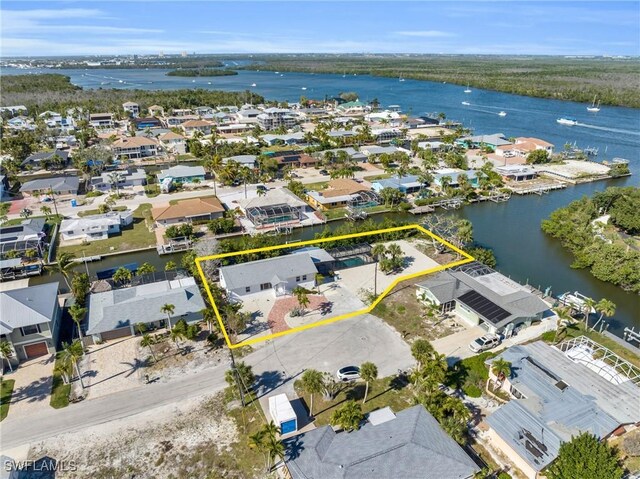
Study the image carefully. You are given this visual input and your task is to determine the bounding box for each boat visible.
[498,111,507,117]
[461,101,470,106]
[557,291,596,314]
[399,75,405,82]
[464,84,472,93]
[275,71,280,74]
[587,96,601,112]
[192,80,196,83]
[301,87,307,90]
[557,117,578,126]
[207,81,212,85]
[118,80,123,83]
[251,83,257,87]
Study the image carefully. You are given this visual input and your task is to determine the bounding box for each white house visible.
[158,131,186,154]
[111,136,158,159]
[90,168,147,192]
[60,210,134,242]
[123,102,140,117]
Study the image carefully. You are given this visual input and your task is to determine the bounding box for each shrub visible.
[463,383,483,398]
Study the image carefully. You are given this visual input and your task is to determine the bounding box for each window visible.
[296,276,300,282]
[302,275,307,280]
[245,287,251,293]
[260,282,272,291]
[21,324,41,336]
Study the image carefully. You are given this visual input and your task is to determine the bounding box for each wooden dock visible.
[409,205,435,215]
[510,183,566,195]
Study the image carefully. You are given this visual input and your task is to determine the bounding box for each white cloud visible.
[394,30,456,38]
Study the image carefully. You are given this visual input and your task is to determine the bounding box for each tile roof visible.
[158,131,185,141]
[112,136,157,148]
[151,197,224,221]
[182,119,212,128]
[0,282,59,334]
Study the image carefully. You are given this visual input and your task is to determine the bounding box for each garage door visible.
[100,327,132,341]
[24,342,49,359]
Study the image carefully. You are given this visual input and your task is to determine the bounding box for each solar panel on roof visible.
[457,290,510,324]
[0,226,24,234]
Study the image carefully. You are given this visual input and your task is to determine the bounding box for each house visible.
[485,341,640,479]
[238,188,308,229]
[495,165,538,182]
[371,127,402,143]
[111,136,158,159]
[359,145,405,158]
[148,105,164,116]
[365,110,402,124]
[90,168,147,192]
[337,100,370,115]
[313,147,367,162]
[432,169,479,188]
[181,119,213,137]
[60,211,133,242]
[132,117,163,130]
[20,176,79,197]
[235,108,262,123]
[38,111,63,127]
[89,113,115,129]
[456,133,511,151]
[21,149,70,169]
[222,154,257,167]
[496,137,555,159]
[0,105,27,115]
[194,106,215,117]
[257,108,297,130]
[265,151,319,169]
[261,132,305,146]
[0,282,61,366]
[371,175,424,194]
[0,218,47,259]
[217,123,253,135]
[86,277,205,341]
[415,262,550,335]
[306,179,378,210]
[122,101,140,117]
[219,253,318,299]
[6,116,35,130]
[152,197,225,226]
[157,165,206,184]
[158,131,186,154]
[171,108,193,117]
[284,405,479,479]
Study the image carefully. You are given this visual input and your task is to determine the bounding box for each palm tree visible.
[300,369,325,417]
[69,303,87,339]
[108,172,124,196]
[293,286,311,311]
[594,299,616,331]
[330,400,364,432]
[583,297,597,329]
[491,358,511,384]
[161,303,175,330]
[360,362,378,404]
[137,262,156,275]
[164,260,176,271]
[140,334,156,361]
[371,243,387,261]
[112,266,132,285]
[257,187,267,197]
[170,327,186,350]
[54,252,77,289]
[20,208,33,220]
[40,205,52,218]
[60,340,85,389]
[0,341,14,372]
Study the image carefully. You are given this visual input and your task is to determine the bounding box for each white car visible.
[336,366,360,382]
[469,334,501,353]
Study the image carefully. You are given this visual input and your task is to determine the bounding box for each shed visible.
[269,394,297,435]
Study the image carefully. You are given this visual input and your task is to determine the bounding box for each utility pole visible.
[229,349,246,407]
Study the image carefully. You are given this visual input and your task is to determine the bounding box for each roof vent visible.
[555,380,568,391]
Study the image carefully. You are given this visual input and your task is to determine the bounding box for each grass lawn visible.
[58,204,155,257]
[303,181,329,191]
[446,352,496,398]
[2,214,63,226]
[363,173,393,181]
[1,378,15,421]
[294,375,415,427]
[50,353,71,409]
[324,208,348,220]
[77,206,127,217]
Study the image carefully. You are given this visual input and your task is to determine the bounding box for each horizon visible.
[1,1,639,57]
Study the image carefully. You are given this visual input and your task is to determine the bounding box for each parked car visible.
[336,366,360,382]
[256,184,268,192]
[290,172,300,178]
[319,169,329,176]
[469,334,501,353]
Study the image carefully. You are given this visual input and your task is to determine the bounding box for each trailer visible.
[268,394,297,435]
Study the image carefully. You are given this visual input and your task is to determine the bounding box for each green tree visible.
[225,361,255,395]
[248,421,285,473]
[293,286,311,311]
[160,303,175,330]
[137,262,156,275]
[140,334,156,361]
[546,432,623,479]
[69,303,87,339]
[54,252,77,289]
[526,149,550,164]
[594,298,616,330]
[0,341,14,372]
[330,400,364,432]
[60,340,85,390]
[112,266,132,285]
[70,272,90,307]
[360,361,378,404]
[300,369,325,417]
[491,359,511,382]
[164,260,177,271]
[411,339,435,369]
[40,205,52,218]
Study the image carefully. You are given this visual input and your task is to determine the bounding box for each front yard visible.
[1,378,15,421]
[57,203,156,257]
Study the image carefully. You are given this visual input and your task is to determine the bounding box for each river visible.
[8,65,639,337]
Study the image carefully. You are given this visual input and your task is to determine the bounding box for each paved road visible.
[1,313,413,451]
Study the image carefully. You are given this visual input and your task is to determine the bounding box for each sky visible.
[1,1,639,57]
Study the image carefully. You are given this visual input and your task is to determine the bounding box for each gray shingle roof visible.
[20,176,79,193]
[86,278,205,334]
[22,149,70,165]
[0,282,59,334]
[157,165,205,180]
[0,218,46,242]
[220,253,317,291]
[284,405,479,479]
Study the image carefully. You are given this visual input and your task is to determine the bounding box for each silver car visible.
[469,334,501,353]
[336,366,360,382]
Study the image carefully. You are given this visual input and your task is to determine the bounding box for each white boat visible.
[399,75,405,82]
[275,71,280,74]
[118,80,123,83]
[192,80,196,83]
[557,117,578,126]
[461,101,470,106]
[301,87,307,90]
[464,84,472,93]
[498,111,507,117]
[587,96,601,112]
[558,291,596,314]
[207,81,212,85]
[251,83,257,87]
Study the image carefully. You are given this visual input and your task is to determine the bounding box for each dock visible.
[409,205,435,215]
[510,183,566,195]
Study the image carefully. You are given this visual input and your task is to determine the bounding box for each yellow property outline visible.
[195,224,474,349]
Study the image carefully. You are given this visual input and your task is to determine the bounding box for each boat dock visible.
[510,182,566,195]
[409,205,435,215]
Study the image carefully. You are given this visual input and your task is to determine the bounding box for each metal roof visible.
[157,165,205,180]
[0,282,59,334]
[19,176,79,193]
[219,253,317,291]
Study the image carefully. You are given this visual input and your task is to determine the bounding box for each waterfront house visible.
[495,165,538,182]
[371,174,424,194]
[0,282,61,367]
[0,218,47,259]
[158,131,187,154]
[222,154,257,167]
[111,136,158,159]
[181,119,213,137]
[306,179,378,210]
[432,169,479,188]
[238,188,308,229]
[283,405,479,479]
[485,341,640,479]
[90,168,147,192]
[89,113,115,129]
[456,133,511,151]
[151,197,225,226]
[122,101,140,117]
[371,127,403,144]
[148,105,164,116]
[21,149,70,169]
[220,253,318,299]
[86,276,205,342]
[496,137,555,159]
[60,210,133,242]
[132,117,163,130]
[157,165,206,184]
[261,132,305,146]
[415,262,549,335]
[337,100,371,115]
[19,175,79,197]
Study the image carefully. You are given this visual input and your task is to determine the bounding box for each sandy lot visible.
[534,159,610,178]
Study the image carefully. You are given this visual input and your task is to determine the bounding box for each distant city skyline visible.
[1,1,639,57]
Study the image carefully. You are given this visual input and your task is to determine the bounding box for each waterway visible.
[8,65,639,337]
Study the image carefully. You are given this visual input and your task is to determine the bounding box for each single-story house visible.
[313,147,367,162]
[496,137,555,159]
[359,145,406,158]
[86,276,205,341]
[495,165,538,182]
[0,218,47,259]
[432,169,479,188]
[456,133,511,151]
[157,165,206,184]
[111,136,158,159]
[337,100,371,114]
[181,119,213,136]
[222,154,257,167]
[132,117,163,130]
[415,262,550,335]
[269,152,319,169]
[238,188,308,229]
[371,175,424,194]
[220,253,318,299]
[261,132,305,146]
[284,405,479,479]
[21,149,70,168]
[90,168,147,191]
[123,101,140,117]
[371,127,402,143]
[60,210,133,242]
[152,197,225,226]
[158,131,186,154]
[485,341,640,479]
[306,179,378,210]
[19,176,79,197]
[0,282,61,367]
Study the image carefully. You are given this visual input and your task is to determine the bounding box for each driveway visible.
[5,354,55,418]
[431,325,487,364]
